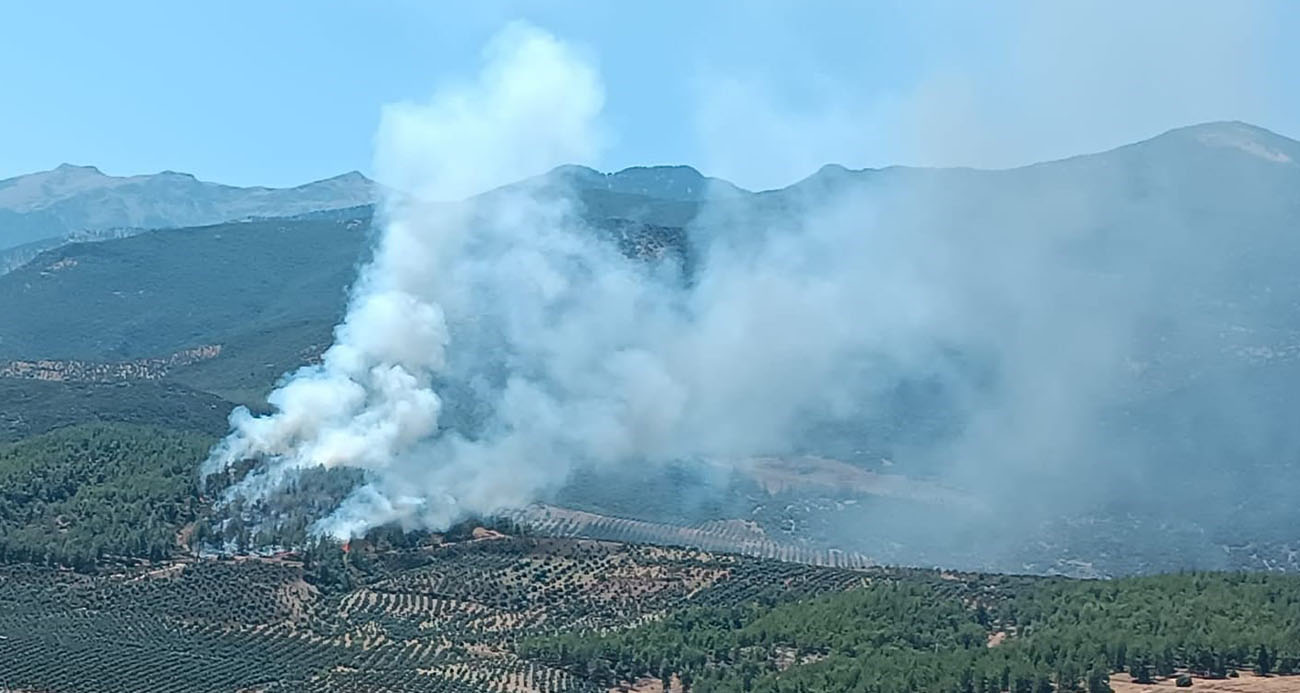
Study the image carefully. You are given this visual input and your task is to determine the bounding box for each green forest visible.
[0,423,212,569]
[521,573,1300,693]
[0,423,1298,692]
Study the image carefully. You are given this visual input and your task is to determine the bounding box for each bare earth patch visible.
[611,674,682,693]
[471,526,508,540]
[1111,673,1300,693]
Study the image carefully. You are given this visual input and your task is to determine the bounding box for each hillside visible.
[0,417,1295,693]
[0,423,213,566]
[0,164,375,250]
[0,171,703,367]
[9,124,1300,370]
[0,379,232,442]
[3,124,1300,577]
[0,210,370,362]
[0,535,1296,693]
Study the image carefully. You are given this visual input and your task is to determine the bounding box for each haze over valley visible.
[3,5,1300,692]
[4,116,1299,576]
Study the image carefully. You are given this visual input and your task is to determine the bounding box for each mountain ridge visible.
[782,120,1299,191]
[0,164,378,250]
[6,120,1294,254]
[5,120,1300,366]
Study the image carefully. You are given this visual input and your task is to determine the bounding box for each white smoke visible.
[204,20,944,541]
[203,22,611,536]
[203,17,1251,552]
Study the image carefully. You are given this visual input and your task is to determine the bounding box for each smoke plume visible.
[204,21,958,540]
[205,17,1300,573]
[203,22,610,536]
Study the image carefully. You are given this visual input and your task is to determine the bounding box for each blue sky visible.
[2,1,1298,190]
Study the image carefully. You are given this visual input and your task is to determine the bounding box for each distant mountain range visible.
[0,161,739,271]
[0,164,375,251]
[3,121,1298,368]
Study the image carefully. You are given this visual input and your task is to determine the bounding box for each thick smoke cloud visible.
[677,2,1300,573]
[205,16,1299,572]
[204,21,966,540]
[203,22,610,536]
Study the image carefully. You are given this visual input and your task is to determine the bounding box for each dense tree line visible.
[522,572,1300,693]
[0,423,212,569]
[0,418,535,573]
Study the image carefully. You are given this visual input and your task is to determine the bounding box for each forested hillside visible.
[0,423,213,568]
[523,572,1300,693]
[0,212,371,361]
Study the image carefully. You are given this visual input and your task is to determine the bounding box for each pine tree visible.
[1255,644,1273,676]
[1087,664,1111,693]
[1131,657,1154,685]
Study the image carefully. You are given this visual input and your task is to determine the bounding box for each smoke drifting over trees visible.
[205,20,1300,568]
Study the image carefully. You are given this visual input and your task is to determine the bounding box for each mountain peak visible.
[1151,121,1296,164]
[1165,120,1276,137]
[54,163,104,175]
[324,170,372,184]
[813,163,853,178]
[612,164,706,177]
[542,163,743,201]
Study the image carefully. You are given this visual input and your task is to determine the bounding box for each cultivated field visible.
[0,536,865,692]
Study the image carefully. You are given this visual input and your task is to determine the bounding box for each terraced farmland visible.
[0,536,866,692]
[3,532,1297,693]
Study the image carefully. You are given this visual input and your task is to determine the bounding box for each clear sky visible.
[2,1,1298,191]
